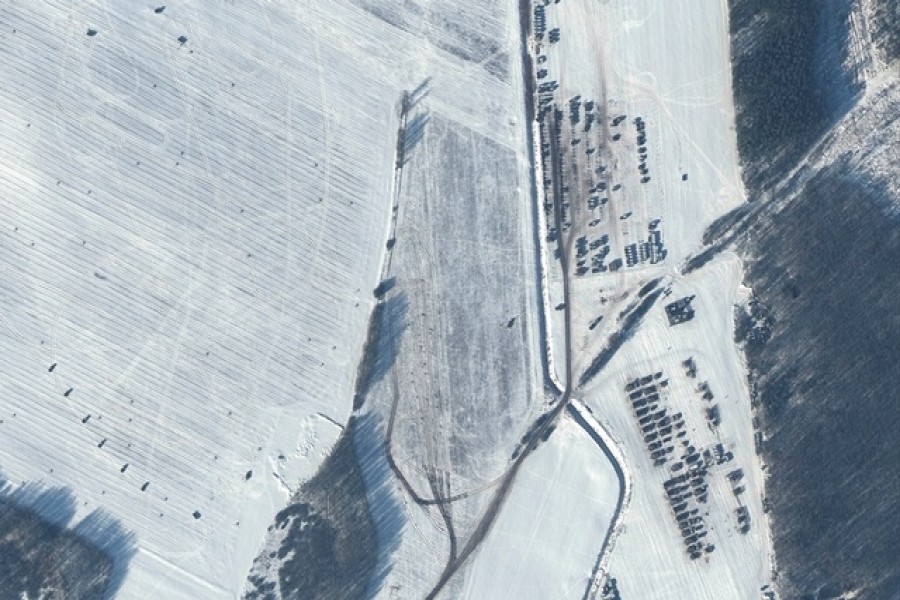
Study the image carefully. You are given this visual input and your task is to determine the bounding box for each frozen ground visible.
[358,40,548,596]
[538,0,743,285]
[532,0,748,386]
[1,0,836,597]
[525,0,774,597]
[382,112,543,494]
[580,256,771,599]
[0,1,410,597]
[460,415,618,600]
[2,0,549,596]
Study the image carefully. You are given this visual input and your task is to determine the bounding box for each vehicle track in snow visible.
[378,3,642,595]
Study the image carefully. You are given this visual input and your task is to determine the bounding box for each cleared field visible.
[459,415,619,599]
[363,102,547,596]
[384,111,544,491]
[0,0,811,596]
[0,1,403,596]
[520,0,774,596]
[581,255,772,599]
[528,0,748,395]
[530,0,747,371]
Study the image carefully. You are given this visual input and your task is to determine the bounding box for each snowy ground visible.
[525,0,774,598]
[460,415,619,600]
[381,111,543,495]
[581,255,771,599]
[0,1,411,597]
[533,0,747,366]
[357,107,548,596]
[355,3,550,588]
[533,0,745,349]
[1,0,779,597]
[1,0,554,595]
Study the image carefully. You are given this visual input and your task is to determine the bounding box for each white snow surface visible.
[0,1,418,597]
[0,0,781,597]
[537,0,747,384]
[1,0,546,594]
[581,255,772,600]
[527,0,774,598]
[461,415,619,600]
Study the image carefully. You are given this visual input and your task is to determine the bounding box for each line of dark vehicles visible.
[626,372,681,465]
[537,99,668,277]
[624,369,754,559]
[634,117,651,184]
[531,5,669,282]
[625,371,715,559]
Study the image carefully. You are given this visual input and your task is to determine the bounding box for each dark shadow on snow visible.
[0,474,137,600]
[353,292,409,411]
[243,413,404,600]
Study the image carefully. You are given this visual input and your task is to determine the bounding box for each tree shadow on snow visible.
[243,412,405,600]
[353,291,409,410]
[353,412,405,598]
[0,473,137,600]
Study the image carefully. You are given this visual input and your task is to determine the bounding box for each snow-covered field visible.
[351,0,551,589]
[1,0,780,597]
[535,0,746,359]
[461,415,619,600]
[581,256,771,599]
[1,0,551,595]
[356,107,548,597]
[524,0,774,597]
[380,110,543,493]
[0,1,408,596]
[533,0,744,341]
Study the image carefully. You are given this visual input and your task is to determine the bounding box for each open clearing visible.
[580,256,771,599]
[525,0,774,597]
[0,0,787,597]
[0,1,405,596]
[460,415,619,600]
[357,28,548,592]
